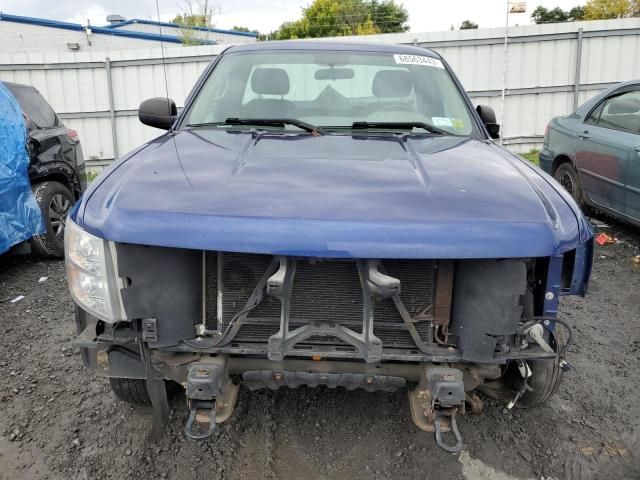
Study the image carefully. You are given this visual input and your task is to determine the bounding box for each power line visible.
[276,20,408,29]
[220,13,406,22]
[212,6,407,22]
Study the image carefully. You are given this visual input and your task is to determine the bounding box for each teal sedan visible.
[540,80,640,226]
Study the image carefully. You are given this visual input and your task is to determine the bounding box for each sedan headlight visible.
[65,218,125,323]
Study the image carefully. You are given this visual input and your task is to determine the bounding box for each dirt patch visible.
[1,219,639,480]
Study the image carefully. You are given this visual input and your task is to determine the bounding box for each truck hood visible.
[77,130,589,258]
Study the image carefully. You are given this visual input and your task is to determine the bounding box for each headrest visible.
[372,70,413,98]
[608,96,640,115]
[251,68,290,95]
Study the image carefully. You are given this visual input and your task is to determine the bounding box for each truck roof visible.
[227,40,440,58]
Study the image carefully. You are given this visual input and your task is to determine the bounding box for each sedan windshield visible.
[183,50,476,136]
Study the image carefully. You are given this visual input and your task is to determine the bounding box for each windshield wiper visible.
[224,118,324,135]
[351,121,449,136]
[185,121,227,128]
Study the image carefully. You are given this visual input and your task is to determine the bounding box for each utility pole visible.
[500,1,526,146]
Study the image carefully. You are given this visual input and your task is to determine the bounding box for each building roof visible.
[103,19,259,38]
[0,13,216,45]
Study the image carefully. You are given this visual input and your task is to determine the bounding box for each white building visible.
[0,13,256,55]
[103,17,257,45]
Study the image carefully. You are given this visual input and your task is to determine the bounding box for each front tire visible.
[31,181,74,258]
[553,162,583,207]
[480,328,566,408]
[109,378,151,406]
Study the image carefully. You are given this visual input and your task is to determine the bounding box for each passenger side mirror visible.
[138,97,177,130]
[476,105,500,139]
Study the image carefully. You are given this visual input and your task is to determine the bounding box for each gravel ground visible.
[1,219,639,480]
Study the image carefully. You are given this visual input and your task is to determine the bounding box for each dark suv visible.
[3,81,83,257]
[65,42,593,453]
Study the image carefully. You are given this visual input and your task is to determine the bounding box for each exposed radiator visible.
[204,252,451,351]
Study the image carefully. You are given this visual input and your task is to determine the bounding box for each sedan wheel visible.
[557,171,574,195]
[553,162,583,207]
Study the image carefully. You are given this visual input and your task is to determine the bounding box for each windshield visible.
[183,50,476,136]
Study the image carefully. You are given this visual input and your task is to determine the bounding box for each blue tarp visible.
[0,83,45,254]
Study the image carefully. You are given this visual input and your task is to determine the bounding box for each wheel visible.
[479,327,566,408]
[109,378,151,405]
[31,181,74,258]
[553,162,583,207]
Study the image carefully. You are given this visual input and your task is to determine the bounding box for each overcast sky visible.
[2,0,586,33]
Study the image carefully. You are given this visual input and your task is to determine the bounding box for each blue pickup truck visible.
[65,41,593,453]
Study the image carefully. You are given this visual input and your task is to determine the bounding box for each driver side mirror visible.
[138,97,177,130]
[476,105,500,139]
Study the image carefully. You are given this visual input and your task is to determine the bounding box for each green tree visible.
[368,0,410,33]
[171,0,215,45]
[531,5,586,23]
[531,6,568,23]
[584,0,633,19]
[459,20,478,29]
[568,6,586,20]
[172,13,212,27]
[231,26,260,35]
[267,0,409,40]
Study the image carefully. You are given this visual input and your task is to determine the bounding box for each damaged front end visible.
[69,227,590,453]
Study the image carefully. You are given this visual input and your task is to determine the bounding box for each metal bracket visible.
[266,256,289,298]
[267,256,297,360]
[141,318,157,343]
[427,368,465,410]
[267,258,384,363]
[365,259,400,298]
[142,343,170,441]
[186,363,224,399]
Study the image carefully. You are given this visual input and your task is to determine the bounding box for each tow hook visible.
[183,357,239,440]
[408,366,466,454]
[185,399,217,439]
[434,409,463,454]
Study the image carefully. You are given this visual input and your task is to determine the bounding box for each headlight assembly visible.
[64,218,125,323]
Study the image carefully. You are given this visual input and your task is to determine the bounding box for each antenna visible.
[154,0,194,188]
[154,0,171,108]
